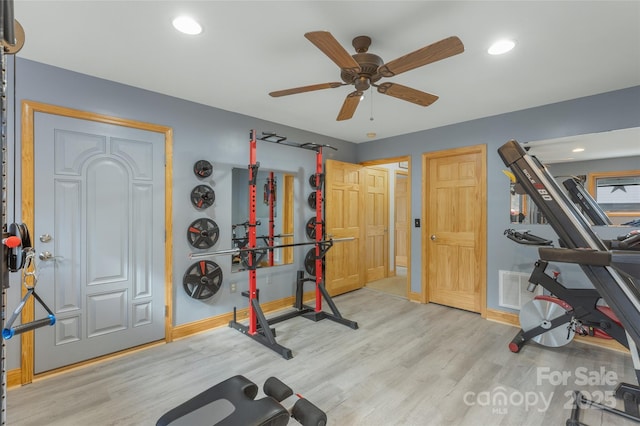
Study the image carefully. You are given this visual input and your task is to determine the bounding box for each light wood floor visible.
[366,275,407,298]
[8,288,639,426]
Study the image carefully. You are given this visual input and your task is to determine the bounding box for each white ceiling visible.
[13,1,640,144]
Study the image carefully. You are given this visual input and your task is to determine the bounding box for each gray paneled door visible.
[33,112,165,373]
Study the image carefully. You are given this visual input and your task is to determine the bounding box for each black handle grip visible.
[619,232,640,249]
[504,229,553,246]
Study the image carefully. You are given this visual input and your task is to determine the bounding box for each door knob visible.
[430,235,437,241]
[39,251,54,261]
[39,234,52,243]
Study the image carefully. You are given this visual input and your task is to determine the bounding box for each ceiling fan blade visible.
[376,82,439,107]
[305,31,361,73]
[377,36,464,77]
[337,91,363,121]
[269,82,345,97]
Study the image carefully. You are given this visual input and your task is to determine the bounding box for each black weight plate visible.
[304,248,316,275]
[305,217,324,240]
[307,192,316,209]
[183,260,223,300]
[305,217,316,240]
[309,174,318,189]
[304,248,325,276]
[190,185,215,210]
[187,218,219,249]
[193,160,213,178]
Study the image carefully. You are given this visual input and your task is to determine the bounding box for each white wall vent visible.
[498,270,543,310]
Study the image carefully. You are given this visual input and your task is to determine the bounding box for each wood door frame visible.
[394,169,409,271]
[21,100,173,384]
[421,145,487,317]
[360,156,412,300]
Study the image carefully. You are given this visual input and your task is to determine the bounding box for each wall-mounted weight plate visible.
[193,160,213,178]
[307,192,317,209]
[187,218,219,249]
[304,248,325,276]
[190,185,215,209]
[305,217,324,240]
[183,260,223,300]
[309,174,318,189]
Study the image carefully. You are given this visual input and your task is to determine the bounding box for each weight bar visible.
[189,237,354,259]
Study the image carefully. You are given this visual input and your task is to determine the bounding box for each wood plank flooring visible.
[8,288,639,425]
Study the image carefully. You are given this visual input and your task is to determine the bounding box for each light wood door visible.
[394,171,408,268]
[365,167,388,282]
[324,160,365,296]
[423,145,486,314]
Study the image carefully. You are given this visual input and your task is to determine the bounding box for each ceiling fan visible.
[269,31,464,121]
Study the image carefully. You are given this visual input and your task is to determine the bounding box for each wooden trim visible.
[404,160,412,301]
[486,308,520,326]
[408,291,421,303]
[486,309,629,353]
[171,291,315,340]
[7,368,21,389]
[21,100,174,383]
[361,156,411,167]
[421,145,487,315]
[587,169,640,218]
[164,129,174,343]
[282,174,294,264]
[20,101,35,385]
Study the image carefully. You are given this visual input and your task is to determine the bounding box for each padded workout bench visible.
[156,375,326,426]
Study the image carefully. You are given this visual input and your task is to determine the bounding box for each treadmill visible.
[498,139,640,423]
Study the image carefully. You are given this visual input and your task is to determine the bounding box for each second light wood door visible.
[423,145,486,314]
[394,171,408,268]
[365,167,388,282]
[324,160,365,296]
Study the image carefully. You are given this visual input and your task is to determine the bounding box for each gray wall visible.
[355,85,640,310]
[6,58,357,368]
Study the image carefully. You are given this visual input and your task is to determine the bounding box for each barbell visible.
[189,237,354,259]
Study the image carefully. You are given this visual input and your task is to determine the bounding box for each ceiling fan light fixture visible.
[172,16,203,35]
[488,39,515,55]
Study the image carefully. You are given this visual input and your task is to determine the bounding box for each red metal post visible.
[314,148,323,311]
[248,130,258,334]
[268,171,275,266]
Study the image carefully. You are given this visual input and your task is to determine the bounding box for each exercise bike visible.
[504,228,639,353]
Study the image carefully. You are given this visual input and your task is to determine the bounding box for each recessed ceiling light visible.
[572,147,585,153]
[366,132,376,138]
[172,16,202,35]
[488,39,515,55]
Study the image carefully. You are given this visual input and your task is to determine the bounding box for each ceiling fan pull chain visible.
[370,86,374,121]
